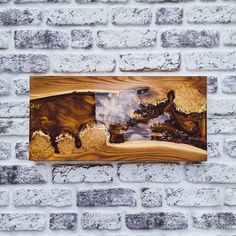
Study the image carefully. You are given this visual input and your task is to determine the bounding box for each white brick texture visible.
[0,1,236,236]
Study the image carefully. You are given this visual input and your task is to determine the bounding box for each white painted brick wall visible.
[0,0,236,235]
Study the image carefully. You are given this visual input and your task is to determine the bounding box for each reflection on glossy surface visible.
[30,87,206,152]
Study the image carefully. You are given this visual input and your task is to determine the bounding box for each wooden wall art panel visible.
[30,76,207,162]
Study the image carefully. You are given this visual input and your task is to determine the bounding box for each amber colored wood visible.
[30,76,207,100]
[30,76,207,162]
[44,141,207,162]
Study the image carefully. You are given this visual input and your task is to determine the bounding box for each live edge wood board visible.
[30,76,207,162]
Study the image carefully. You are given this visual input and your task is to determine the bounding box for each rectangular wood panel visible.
[30,76,207,162]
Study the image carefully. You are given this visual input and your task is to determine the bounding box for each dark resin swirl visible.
[30,89,206,152]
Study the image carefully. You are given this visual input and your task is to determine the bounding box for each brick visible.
[14,189,72,207]
[15,142,28,160]
[46,8,107,26]
[0,9,41,25]
[207,141,220,157]
[141,188,162,207]
[208,98,236,116]
[50,213,77,230]
[126,212,188,229]
[193,212,236,229]
[52,54,115,73]
[52,164,114,183]
[0,0,9,2]
[186,164,236,183]
[0,142,11,160]
[118,163,181,182]
[0,119,28,136]
[166,188,220,206]
[207,76,218,94]
[0,191,8,206]
[112,7,152,26]
[224,139,236,157]
[0,54,49,73]
[208,118,236,134]
[97,30,156,49]
[223,30,236,46]
[162,30,219,47]
[224,188,236,205]
[15,30,69,49]
[0,78,11,96]
[0,165,47,184]
[222,76,236,93]
[120,53,180,72]
[186,51,236,71]
[0,213,45,231]
[77,188,136,207]
[0,31,10,49]
[187,6,236,24]
[71,29,92,49]
[76,0,127,3]
[136,0,192,2]
[0,101,29,118]
[156,7,183,25]
[14,0,70,3]
[14,78,29,95]
[81,212,121,230]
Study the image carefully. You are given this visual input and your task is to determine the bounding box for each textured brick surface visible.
[46,8,107,26]
[223,30,236,46]
[52,164,114,183]
[14,78,29,95]
[120,53,181,72]
[0,119,29,136]
[208,118,236,134]
[0,101,29,118]
[0,142,11,160]
[186,164,236,183]
[207,76,218,94]
[50,213,77,230]
[162,30,219,47]
[0,79,11,96]
[97,30,157,49]
[193,212,236,229]
[77,188,136,207]
[166,188,220,206]
[0,191,8,206]
[15,142,28,160]
[141,188,162,207]
[0,31,10,49]
[0,54,49,72]
[208,99,236,116]
[126,212,188,229]
[118,163,181,182]
[224,188,236,206]
[14,189,72,207]
[187,6,236,24]
[81,212,121,230]
[0,213,45,231]
[224,139,236,157]
[186,51,236,71]
[222,76,236,93]
[0,9,41,25]
[0,165,47,184]
[52,54,115,72]
[14,30,69,49]
[112,7,152,25]
[156,7,183,25]
[207,141,220,157]
[71,29,92,49]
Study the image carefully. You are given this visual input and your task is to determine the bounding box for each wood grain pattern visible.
[30,76,207,162]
